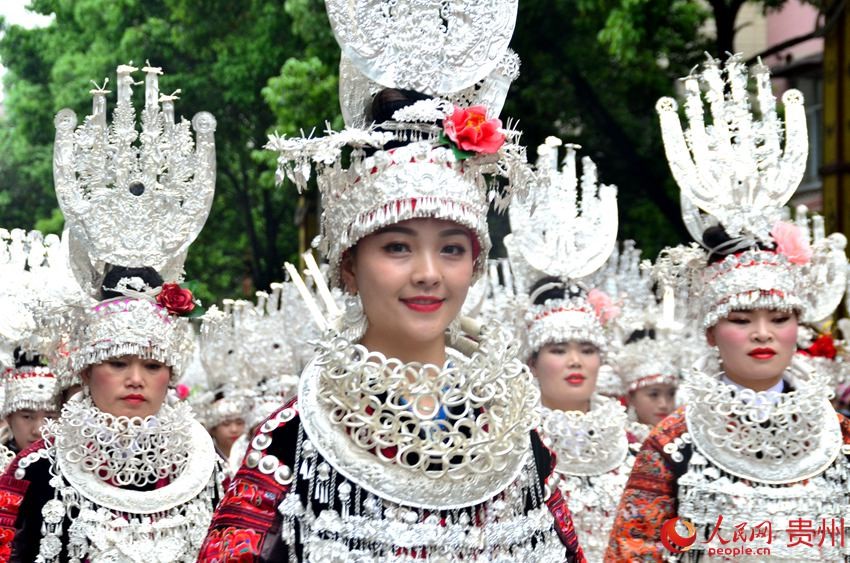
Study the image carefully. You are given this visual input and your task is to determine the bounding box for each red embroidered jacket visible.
[604,406,850,562]
[199,398,587,562]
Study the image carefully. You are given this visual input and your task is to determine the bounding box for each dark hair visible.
[702,224,770,265]
[13,347,42,368]
[100,266,164,300]
[529,276,584,306]
[625,328,656,345]
[368,88,436,152]
[369,88,434,125]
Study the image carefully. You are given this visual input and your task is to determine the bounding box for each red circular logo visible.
[661,517,697,553]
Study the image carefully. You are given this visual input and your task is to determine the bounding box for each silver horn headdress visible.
[505,138,619,358]
[55,62,215,381]
[655,54,846,329]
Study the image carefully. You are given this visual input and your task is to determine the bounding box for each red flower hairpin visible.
[441,105,506,160]
[156,283,197,316]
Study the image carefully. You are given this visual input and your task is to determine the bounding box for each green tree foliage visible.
[499,1,711,255]
[592,0,793,63]
[0,0,340,305]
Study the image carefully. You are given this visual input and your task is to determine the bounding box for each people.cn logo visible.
[661,517,697,553]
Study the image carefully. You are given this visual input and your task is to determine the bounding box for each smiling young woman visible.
[200,85,585,561]
[342,219,476,366]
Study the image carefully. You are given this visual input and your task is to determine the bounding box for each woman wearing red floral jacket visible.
[606,54,850,561]
[198,88,585,562]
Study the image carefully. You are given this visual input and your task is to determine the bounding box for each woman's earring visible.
[712,345,724,367]
[446,316,462,344]
[341,293,368,341]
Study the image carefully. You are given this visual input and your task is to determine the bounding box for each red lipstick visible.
[748,347,777,360]
[400,296,444,313]
[564,373,586,385]
[122,394,145,404]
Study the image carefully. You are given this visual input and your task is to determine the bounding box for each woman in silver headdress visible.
[200,80,584,560]
[500,139,635,562]
[0,62,224,562]
[607,55,850,561]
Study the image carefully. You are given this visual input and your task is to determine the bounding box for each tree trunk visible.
[221,164,266,290]
[710,0,747,56]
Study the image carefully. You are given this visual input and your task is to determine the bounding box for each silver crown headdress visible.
[1,365,58,418]
[55,62,215,381]
[55,62,216,293]
[657,54,807,243]
[505,139,619,357]
[656,55,846,328]
[268,0,530,287]
[200,284,306,389]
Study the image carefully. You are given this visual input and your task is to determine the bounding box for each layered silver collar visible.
[684,354,842,484]
[539,394,629,476]
[298,325,540,509]
[48,394,205,488]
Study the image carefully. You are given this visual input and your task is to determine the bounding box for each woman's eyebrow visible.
[439,228,470,238]
[374,225,416,236]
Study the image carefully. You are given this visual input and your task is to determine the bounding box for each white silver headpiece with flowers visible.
[590,241,698,394]
[268,0,531,288]
[54,62,213,385]
[655,54,847,329]
[505,139,619,358]
[69,294,195,386]
[267,112,530,287]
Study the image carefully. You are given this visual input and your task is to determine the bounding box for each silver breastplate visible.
[675,436,850,562]
[276,424,566,562]
[556,452,634,563]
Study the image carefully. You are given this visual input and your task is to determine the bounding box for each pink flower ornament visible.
[770,221,812,265]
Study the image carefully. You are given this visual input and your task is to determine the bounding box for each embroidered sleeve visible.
[605,410,687,562]
[0,440,49,563]
[532,430,587,563]
[0,476,27,563]
[198,400,298,562]
[545,488,587,563]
